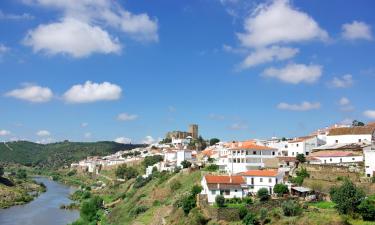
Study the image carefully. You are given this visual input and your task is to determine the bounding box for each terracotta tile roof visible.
[311,151,359,157]
[328,126,375,136]
[204,175,245,184]
[229,141,276,151]
[289,135,316,143]
[202,148,214,157]
[238,169,279,177]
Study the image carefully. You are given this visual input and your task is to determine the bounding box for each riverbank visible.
[0,176,46,209]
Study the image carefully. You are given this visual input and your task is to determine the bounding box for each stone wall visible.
[303,164,361,182]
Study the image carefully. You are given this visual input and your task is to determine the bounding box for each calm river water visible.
[0,177,79,225]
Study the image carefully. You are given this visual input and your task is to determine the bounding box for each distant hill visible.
[0,141,146,168]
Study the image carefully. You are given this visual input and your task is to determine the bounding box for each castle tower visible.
[189,124,198,139]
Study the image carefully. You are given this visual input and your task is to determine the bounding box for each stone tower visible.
[189,124,198,139]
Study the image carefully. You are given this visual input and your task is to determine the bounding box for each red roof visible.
[229,141,276,151]
[311,151,356,157]
[238,170,279,177]
[202,148,214,157]
[204,175,245,184]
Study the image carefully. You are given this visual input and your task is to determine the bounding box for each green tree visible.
[205,164,219,172]
[16,169,27,179]
[296,154,306,163]
[209,138,220,146]
[282,200,302,216]
[238,205,249,219]
[80,196,103,222]
[352,120,365,127]
[143,155,163,167]
[181,160,192,169]
[0,166,4,177]
[358,199,375,221]
[273,184,289,197]
[257,188,270,201]
[215,195,225,208]
[242,212,257,225]
[330,180,365,214]
[191,185,203,195]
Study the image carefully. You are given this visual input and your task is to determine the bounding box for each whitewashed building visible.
[365,150,375,177]
[286,136,324,157]
[238,169,284,194]
[326,126,375,145]
[308,151,363,165]
[201,175,247,204]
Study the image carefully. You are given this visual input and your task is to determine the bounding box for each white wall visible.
[244,174,284,194]
[365,150,375,177]
[326,134,372,145]
[201,178,244,204]
[226,149,277,174]
[176,150,192,167]
[310,156,363,165]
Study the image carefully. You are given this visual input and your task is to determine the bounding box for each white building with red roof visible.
[201,175,247,204]
[238,169,285,194]
[226,141,278,174]
[308,150,363,165]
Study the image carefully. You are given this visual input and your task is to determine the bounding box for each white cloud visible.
[142,135,155,144]
[63,81,122,103]
[81,122,88,128]
[114,137,132,144]
[24,18,121,58]
[36,130,51,137]
[36,137,54,144]
[168,106,176,112]
[263,63,322,84]
[117,113,138,121]
[237,0,328,48]
[340,118,353,126]
[240,46,298,69]
[0,44,9,54]
[209,113,225,120]
[84,132,92,138]
[5,84,53,103]
[277,101,320,111]
[0,10,34,20]
[228,123,248,130]
[342,21,372,41]
[364,110,375,119]
[339,97,350,106]
[0,130,11,136]
[23,0,158,57]
[330,74,353,88]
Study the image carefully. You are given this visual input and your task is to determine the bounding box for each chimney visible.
[229,176,232,183]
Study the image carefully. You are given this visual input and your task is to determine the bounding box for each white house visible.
[326,126,375,145]
[364,150,375,177]
[256,138,289,156]
[176,150,193,167]
[227,141,277,174]
[308,151,363,165]
[201,175,247,204]
[286,136,324,157]
[163,149,194,168]
[238,169,284,194]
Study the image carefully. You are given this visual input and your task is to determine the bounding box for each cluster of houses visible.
[199,122,375,204]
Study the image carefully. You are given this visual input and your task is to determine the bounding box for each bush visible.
[16,169,27,179]
[182,195,196,215]
[170,180,182,191]
[191,185,203,196]
[257,188,269,201]
[115,165,138,180]
[133,176,152,189]
[80,196,103,223]
[296,154,306,163]
[358,199,375,221]
[181,160,192,169]
[330,180,365,214]
[130,205,148,217]
[239,205,249,219]
[290,176,304,186]
[209,138,220,146]
[282,200,302,217]
[243,196,253,205]
[242,212,257,225]
[296,168,309,178]
[67,169,77,176]
[274,184,289,197]
[205,164,219,172]
[143,155,163,167]
[215,195,225,208]
[188,208,209,225]
[0,166,4,177]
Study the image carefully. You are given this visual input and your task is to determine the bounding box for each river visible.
[0,177,80,225]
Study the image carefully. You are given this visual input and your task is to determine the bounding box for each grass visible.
[308,201,336,209]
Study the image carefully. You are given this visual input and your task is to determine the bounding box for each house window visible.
[260,178,263,182]
[330,158,332,162]
[306,152,309,156]
[292,152,295,156]
[352,158,355,161]
[269,178,272,183]
[296,144,299,147]
[235,189,238,192]
[246,150,249,155]
[285,145,288,148]
[335,140,339,143]
[253,151,256,155]
[224,190,230,195]
[359,139,362,143]
[272,152,275,155]
[211,190,216,195]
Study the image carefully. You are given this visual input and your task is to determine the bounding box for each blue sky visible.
[0,0,375,144]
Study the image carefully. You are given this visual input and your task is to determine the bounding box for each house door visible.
[251,178,254,185]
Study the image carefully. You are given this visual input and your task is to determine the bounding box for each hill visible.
[0,141,146,168]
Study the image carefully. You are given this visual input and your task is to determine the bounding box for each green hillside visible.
[0,141,145,168]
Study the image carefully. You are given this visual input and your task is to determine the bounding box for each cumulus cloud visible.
[342,21,372,41]
[36,130,51,137]
[36,137,54,144]
[329,74,353,88]
[263,63,322,84]
[237,0,328,48]
[0,10,34,20]
[81,122,89,128]
[84,132,92,138]
[209,113,225,120]
[63,81,122,103]
[338,97,354,112]
[339,97,350,106]
[114,137,132,144]
[5,84,53,103]
[24,18,121,58]
[117,113,138,121]
[0,44,9,54]
[142,136,155,144]
[240,46,299,69]
[228,123,248,130]
[0,130,11,136]
[23,0,158,57]
[364,110,375,119]
[277,101,321,111]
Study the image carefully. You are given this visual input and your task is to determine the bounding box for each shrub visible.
[259,208,269,224]
[188,208,209,225]
[0,166,4,177]
[330,180,365,214]
[205,164,219,172]
[243,196,253,205]
[215,195,225,208]
[115,165,138,180]
[130,205,148,217]
[358,199,375,221]
[143,155,163,167]
[16,169,27,179]
[296,154,306,163]
[257,188,269,201]
[80,196,103,223]
[290,176,304,186]
[133,176,152,189]
[274,184,289,197]
[170,180,182,191]
[182,195,196,215]
[242,212,257,225]
[282,200,302,217]
[238,205,249,219]
[296,168,309,178]
[191,185,203,196]
[209,138,220,146]
[67,170,77,176]
[181,160,192,169]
